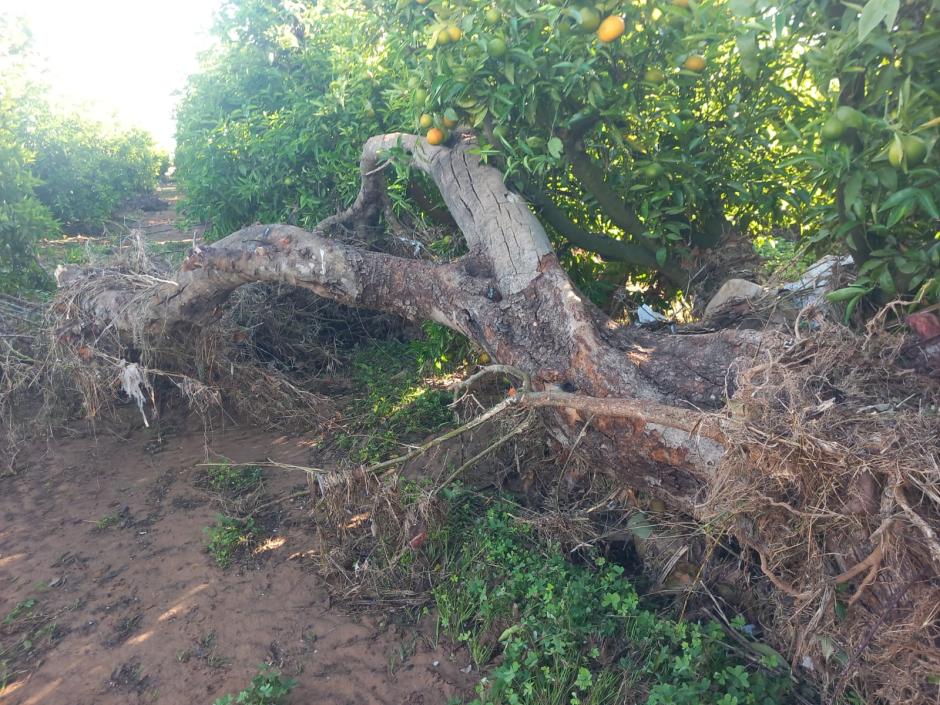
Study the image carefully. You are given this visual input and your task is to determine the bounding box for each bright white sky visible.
[6,0,222,151]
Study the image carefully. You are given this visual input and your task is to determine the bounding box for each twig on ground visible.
[242,490,310,519]
[367,395,518,473]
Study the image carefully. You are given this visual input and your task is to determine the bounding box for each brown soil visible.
[121,182,207,244]
[0,417,474,705]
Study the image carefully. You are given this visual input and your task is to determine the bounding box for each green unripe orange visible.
[902,135,927,166]
[820,116,846,141]
[485,7,500,23]
[834,105,864,129]
[487,37,508,57]
[418,113,433,129]
[578,7,601,31]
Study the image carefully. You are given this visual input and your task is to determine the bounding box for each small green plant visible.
[3,598,37,626]
[342,323,468,462]
[204,463,263,496]
[95,513,120,530]
[205,515,257,568]
[430,495,799,705]
[212,667,296,705]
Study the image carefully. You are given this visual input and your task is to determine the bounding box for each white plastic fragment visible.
[781,254,854,308]
[636,304,669,324]
[119,361,154,427]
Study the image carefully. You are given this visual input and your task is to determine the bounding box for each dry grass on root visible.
[702,321,940,704]
[1,235,409,453]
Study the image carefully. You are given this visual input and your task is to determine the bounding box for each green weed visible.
[2,599,37,626]
[753,235,816,280]
[204,463,263,496]
[212,667,296,705]
[341,323,469,463]
[205,515,257,568]
[95,513,120,530]
[430,492,799,705]
[1,596,67,692]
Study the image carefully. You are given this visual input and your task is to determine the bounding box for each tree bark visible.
[59,132,757,505]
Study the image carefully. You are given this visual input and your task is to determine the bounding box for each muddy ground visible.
[0,416,474,705]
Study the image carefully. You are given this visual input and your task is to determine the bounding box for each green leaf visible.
[735,32,759,80]
[878,267,897,295]
[547,137,563,159]
[857,0,897,41]
[916,190,939,219]
[826,286,868,302]
[750,641,785,668]
[883,0,900,33]
[843,171,863,218]
[878,187,918,212]
[729,0,755,17]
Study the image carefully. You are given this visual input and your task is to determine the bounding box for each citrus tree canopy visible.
[176,0,938,311]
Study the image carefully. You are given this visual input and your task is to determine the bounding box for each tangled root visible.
[702,321,940,704]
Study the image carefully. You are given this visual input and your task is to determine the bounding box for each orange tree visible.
[773,0,940,314]
[379,0,815,299]
[175,0,938,312]
[175,0,411,239]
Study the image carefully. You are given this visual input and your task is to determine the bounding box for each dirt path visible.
[121,182,205,245]
[0,419,472,705]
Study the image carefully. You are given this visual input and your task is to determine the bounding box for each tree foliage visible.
[176,0,939,312]
[0,17,166,294]
[28,118,165,231]
[175,0,402,237]
[0,19,56,293]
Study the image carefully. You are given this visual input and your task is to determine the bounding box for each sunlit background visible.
[5,0,221,151]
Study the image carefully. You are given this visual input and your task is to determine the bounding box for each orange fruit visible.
[426,127,445,145]
[888,138,904,167]
[442,115,458,128]
[418,113,433,129]
[447,25,462,41]
[902,135,927,166]
[578,7,602,31]
[437,29,450,44]
[673,0,690,7]
[683,54,706,72]
[487,37,508,57]
[821,116,846,142]
[597,15,625,42]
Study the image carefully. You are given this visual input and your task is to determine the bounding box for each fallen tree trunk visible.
[60,132,754,502]
[54,132,940,703]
